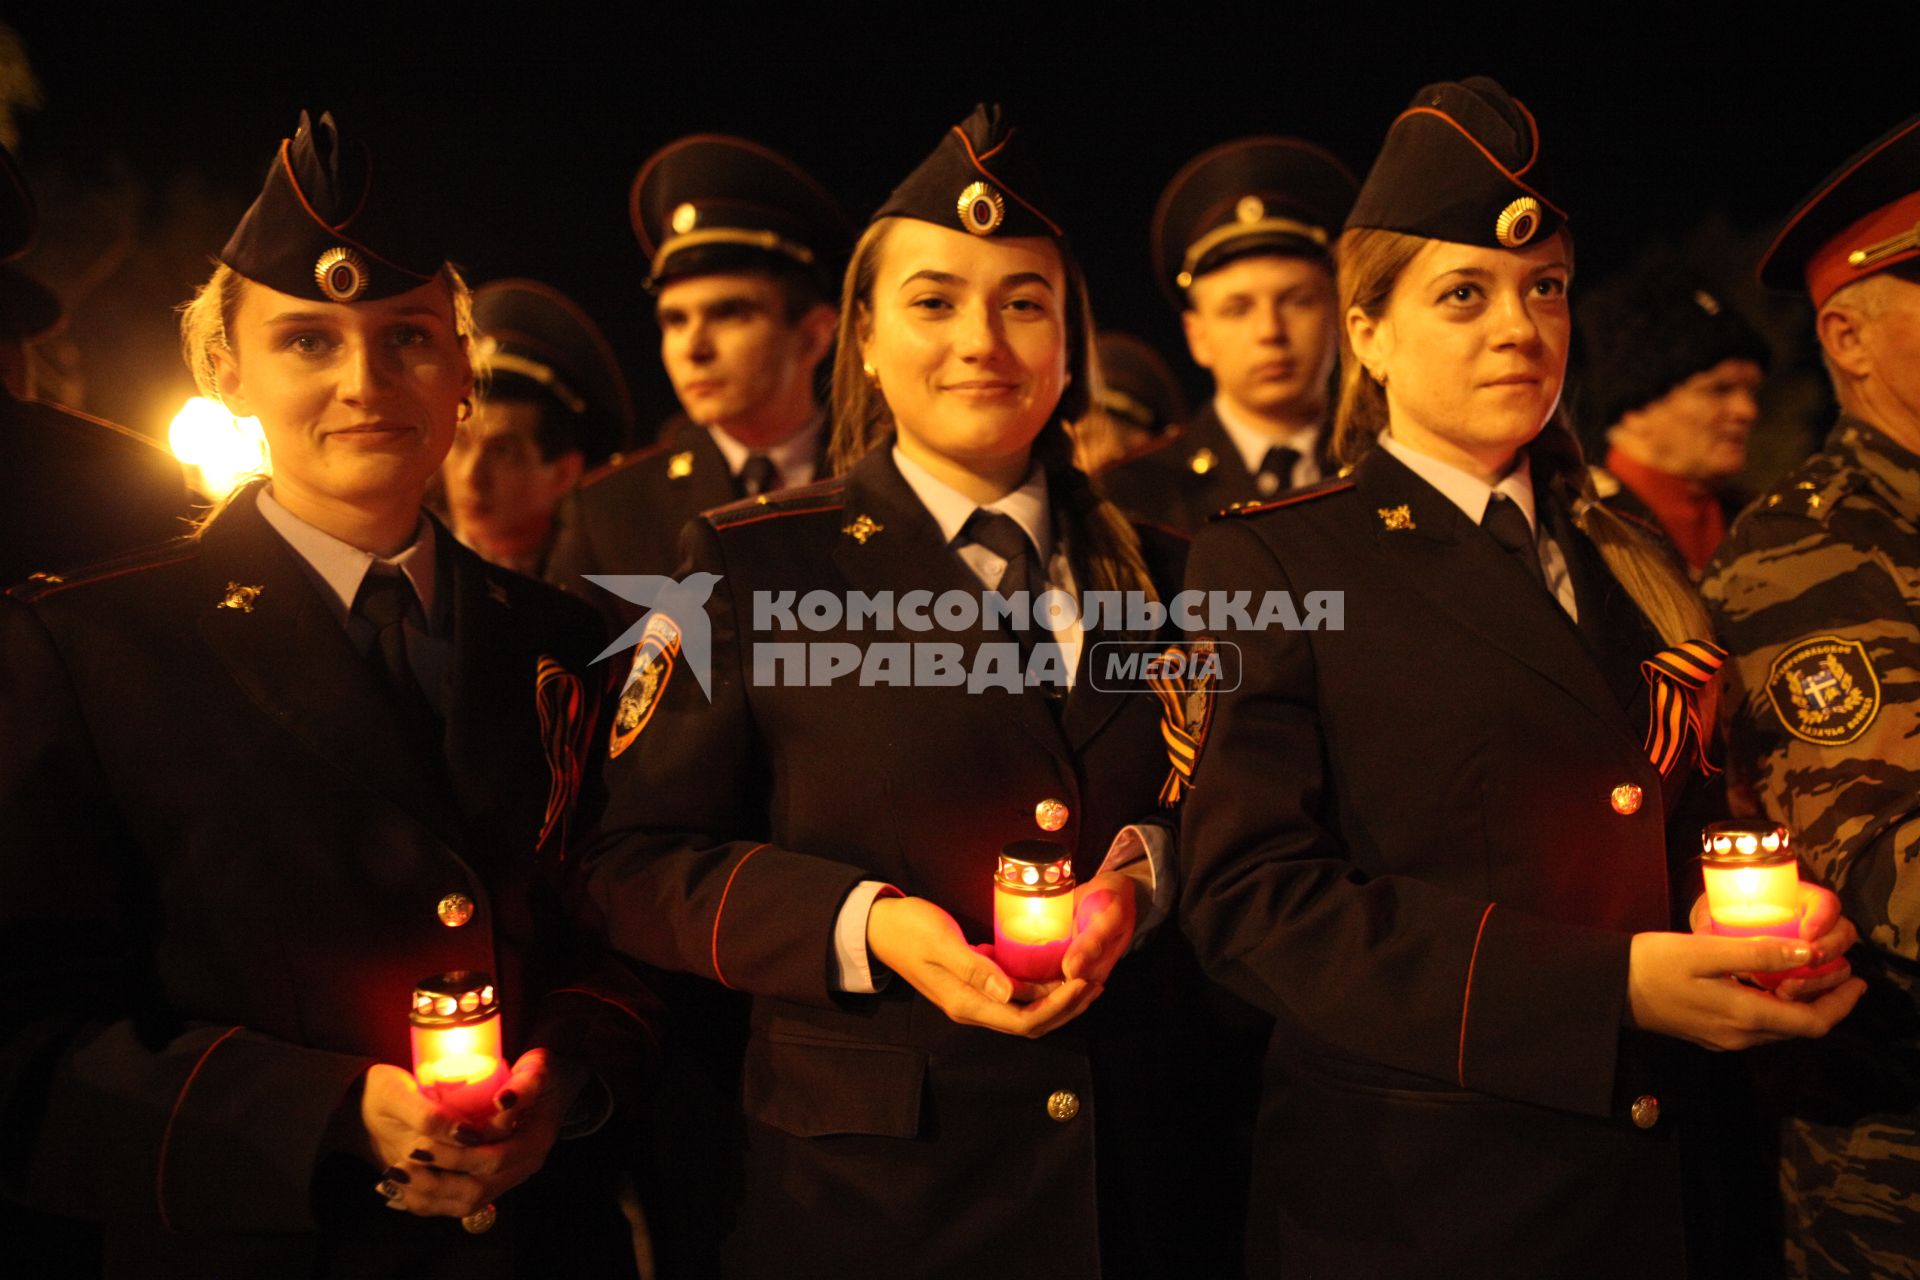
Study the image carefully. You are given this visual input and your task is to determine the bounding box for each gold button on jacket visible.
[1610,783,1643,815]
[436,893,475,927]
[1046,1089,1080,1122]
[1034,798,1069,832]
[1631,1095,1660,1130]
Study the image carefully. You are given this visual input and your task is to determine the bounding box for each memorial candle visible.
[994,842,1075,983]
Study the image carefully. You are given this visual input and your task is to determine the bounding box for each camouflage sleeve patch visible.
[1766,636,1882,746]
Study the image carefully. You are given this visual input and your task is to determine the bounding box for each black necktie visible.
[353,566,441,745]
[738,454,779,499]
[1256,446,1301,498]
[1482,493,1547,591]
[962,509,1066,700]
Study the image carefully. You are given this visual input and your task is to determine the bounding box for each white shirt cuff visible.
[1100,823,1172,941]
[831,880,900,993]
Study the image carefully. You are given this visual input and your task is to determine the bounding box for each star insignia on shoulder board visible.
[667,451,695,479]
[1377,505,1416,531]
[218,582,263,612]
[842,514,884,544]
[1188,447,1218,475]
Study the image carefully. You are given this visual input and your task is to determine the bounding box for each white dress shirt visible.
[1214,394,1323,491]
[710,415,824,492]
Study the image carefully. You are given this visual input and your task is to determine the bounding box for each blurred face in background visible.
[1611,358,1764,483]
[655,271,834,447]
[442,396,582,562]
[1184,254,1338,430]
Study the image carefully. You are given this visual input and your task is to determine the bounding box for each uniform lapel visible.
[1354,449,1634,740]
[1185,406,1261,517]
[440,531,549,868]
[831,447,1073,768]
[194,488,466,851]
[682,421,743,512]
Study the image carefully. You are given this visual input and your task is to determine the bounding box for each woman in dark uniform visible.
[1177,78,1865,1278]
[0,112,655,1278]
[585,106,1228,1277]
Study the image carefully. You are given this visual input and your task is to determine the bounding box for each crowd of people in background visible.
[0,65,1916,1280]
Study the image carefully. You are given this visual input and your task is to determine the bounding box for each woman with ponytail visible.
[1177,79,1865,1278]
[586,106,1226,1276]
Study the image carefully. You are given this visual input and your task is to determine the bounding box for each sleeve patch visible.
[608,613,682,760]
[1766,635,1882,746]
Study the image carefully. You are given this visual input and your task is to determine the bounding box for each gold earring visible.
[861,361,879,387]
[456,396,474,423]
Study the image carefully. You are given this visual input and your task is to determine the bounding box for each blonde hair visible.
[179,260,478,406]
[829,218,1156,604]
[1332,226,1718,700]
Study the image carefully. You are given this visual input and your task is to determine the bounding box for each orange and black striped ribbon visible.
[1147,643,1201,807]
[1640,639,1726,778]
[535,656,588,857]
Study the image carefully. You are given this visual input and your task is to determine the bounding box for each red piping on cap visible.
[275,139,430,282]
[951,125,1063,239]
[1761,115,1920,298]
[1803,186,1920,307]
[1391,107,1566,221]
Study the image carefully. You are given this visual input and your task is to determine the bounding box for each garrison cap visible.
[873,103,1063,240]
[473,278,635,464]
[1096,332,1186,435]
[220,111,441,303]
[1347,76,1565,250]
[0,144,34,262]
[631,135,850,294]
[1578,258,1770,433]
[1152,137,1355,305]
[1758,113,1920,307]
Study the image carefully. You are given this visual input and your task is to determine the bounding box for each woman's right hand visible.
[866,895,1100,1038]
[354,1063,532,1219]
[1626,931,1866,1051]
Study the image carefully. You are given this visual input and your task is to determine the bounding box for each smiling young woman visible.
[586,106,1252,1277]
[0,112,655,1279]
[1177,78,1864,1279]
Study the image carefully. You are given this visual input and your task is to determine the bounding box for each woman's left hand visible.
[378,1048,589,1218]
[1062,868,1146,984]
[1687,885,1858,1000]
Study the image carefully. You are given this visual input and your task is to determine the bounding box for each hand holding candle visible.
[408,971,508,1232]
[1698,822,1856,992]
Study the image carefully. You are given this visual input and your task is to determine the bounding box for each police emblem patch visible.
[1766,635,1881,746]
[608,613,683,760]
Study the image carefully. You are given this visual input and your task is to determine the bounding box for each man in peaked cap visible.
[1097,137,1355,532]
[1578,259,1771,575]
[544,136,849,620]
[1701,114,1920,1280]
[0,140,187,588]
[442,278,633,577]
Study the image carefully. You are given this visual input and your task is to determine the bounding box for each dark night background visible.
[9,4,1920,482]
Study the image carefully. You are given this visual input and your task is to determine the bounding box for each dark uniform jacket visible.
[1180,445,1714,1279]
[0,487,659,1279]
[585,444,1230,1278]
[545,416,831,622]
[0,390,190,587]
[1095,401,1332,534]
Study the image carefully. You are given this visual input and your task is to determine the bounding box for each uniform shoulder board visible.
[577,436,676,487]
[1753,461,1859,526]
[6,534,200,602]
[1210,476,1356,521]
[707,477,849,530]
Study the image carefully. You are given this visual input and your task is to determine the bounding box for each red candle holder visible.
[1700,821,1801,940]
[408,970,507,1234]
[994,842,1075,983]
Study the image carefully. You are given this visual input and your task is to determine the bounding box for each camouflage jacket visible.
[1701,416,1920,997]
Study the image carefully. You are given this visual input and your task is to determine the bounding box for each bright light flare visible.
[168,397,268,498]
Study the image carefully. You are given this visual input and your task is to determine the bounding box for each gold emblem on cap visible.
[1188,447,1217,475]
[957,181,1005,237]
[667,451,695,479]
[218,582,263,612]
[1236,195,1265,224]
[314,246,369,302]
[1377,505,1416,531]
[1494,197,1542,248]
[671,202,698,235]
[1693,290,1722,315]
[842,514,884,544]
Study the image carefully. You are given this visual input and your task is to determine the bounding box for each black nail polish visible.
[454,1124,485,1146]
[381,1165,411,1185]
[496,1089,519,1111]
[376,1179,403,1201]
[409,1148,433,1162]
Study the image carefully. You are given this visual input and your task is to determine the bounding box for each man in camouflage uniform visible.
[1703,112,1920,1279]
